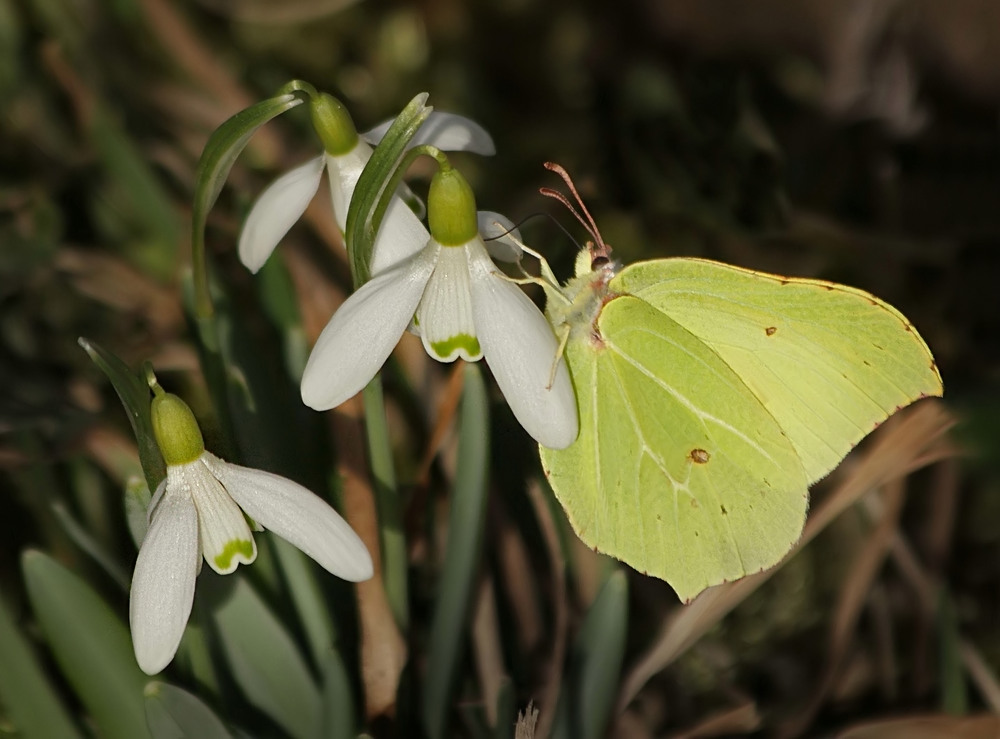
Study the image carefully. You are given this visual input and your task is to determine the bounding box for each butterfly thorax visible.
[546,247,619,348]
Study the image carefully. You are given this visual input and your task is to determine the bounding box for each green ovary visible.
[431,333,480,359]
[214,539,255,571]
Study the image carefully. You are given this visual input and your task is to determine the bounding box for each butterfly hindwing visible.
[543,294,809,601]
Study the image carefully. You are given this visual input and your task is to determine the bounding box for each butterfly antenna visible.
[541,162,612,263]
[481,211,579,250]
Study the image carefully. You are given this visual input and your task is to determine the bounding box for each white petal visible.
[147,477,167,522]
[202,453,373,582]
[325,147,429,273]
[370,195,432,275]
[301,245,437,410]
[467,244,579,449]
[363,111,496,156]
[239,156,325,273]
[416,242,482,362]
[396,181,426,220]
[477,211,523,262]
[185,458,257,575]
[129,478,199,675]
[324,147,368,231]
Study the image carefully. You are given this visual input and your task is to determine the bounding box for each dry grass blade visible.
[416,364,465,487]
[835,714,1000,739]
[56,249,183,335]
[471,575,505,728]
[959,643,1000,713]
[192,0,362,24]
[780,478,907,738]
[884,517,1000,714]
[331,399,407,719]
[140,0,281,160]
[667,700,761,739]
[515,702,540,739]
[527,481,568,739]
[617,401,956,713]
[495,502,543,654]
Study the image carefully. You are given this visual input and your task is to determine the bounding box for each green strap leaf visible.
[191,84,307,317]
[423,363,491,739]
[552,569,629,739]
[21,550,151,739]
[144,682,232,739]
[344,92,431,287]
[51,499,131,590]
[0,587,83,739]
[362,378,408,629]
[78,337,164,494]
[320,649,357,739]
[270,536,337,668]
[206,575,321,739]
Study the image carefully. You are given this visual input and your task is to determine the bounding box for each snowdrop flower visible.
[300,164,579,450]
[131,382,372,675]
[238,93,495,277]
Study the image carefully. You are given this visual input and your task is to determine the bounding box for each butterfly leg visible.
[548,322,571,389]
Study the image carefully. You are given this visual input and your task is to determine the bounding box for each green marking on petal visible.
[213,539,255,571]
[431,333,481,360]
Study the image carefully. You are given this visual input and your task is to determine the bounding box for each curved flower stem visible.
[362,377,408,630]
[364,145,450,268]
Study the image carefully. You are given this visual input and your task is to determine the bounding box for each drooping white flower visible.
[300,165,579,450]
[130,387,372,675]
[238,93,495,277]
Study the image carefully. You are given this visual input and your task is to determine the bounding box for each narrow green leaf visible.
[0,0,24,98]
[0,588,82,739]
[257,255,309,381]
[423,363,491,739]
[144,682,231,739]
[319,649,356,739]
[938,590,967,715]
[173,619,221,701]
[78,337,164,493]
[271,536,337,667]
[362,379,407,629]
[208,575,321,739]
[191,87,305,317]
[124,474,152,548]
[344,92,430,287]
[90,107,179,280]
[493,678,516,739]
[51,500,130,590]
[552,570,629,739]
[21,550,151,739]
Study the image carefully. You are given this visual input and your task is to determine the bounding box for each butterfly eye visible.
[591,256,610,269]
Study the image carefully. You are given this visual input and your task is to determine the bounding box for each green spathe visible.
[310,93,358,156]
[151,393,205,466]
[428,166,478,246]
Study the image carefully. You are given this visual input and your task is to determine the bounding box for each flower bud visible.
[310,93,359,156]
[428,166,479,246]
[151,393,205,466]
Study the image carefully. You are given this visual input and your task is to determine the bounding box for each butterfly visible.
[535,164,943,602]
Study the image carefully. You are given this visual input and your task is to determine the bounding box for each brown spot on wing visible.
[689,448,710,464]
[765,326,777,336]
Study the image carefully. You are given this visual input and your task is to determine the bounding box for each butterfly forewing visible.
[613,258,943,484]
